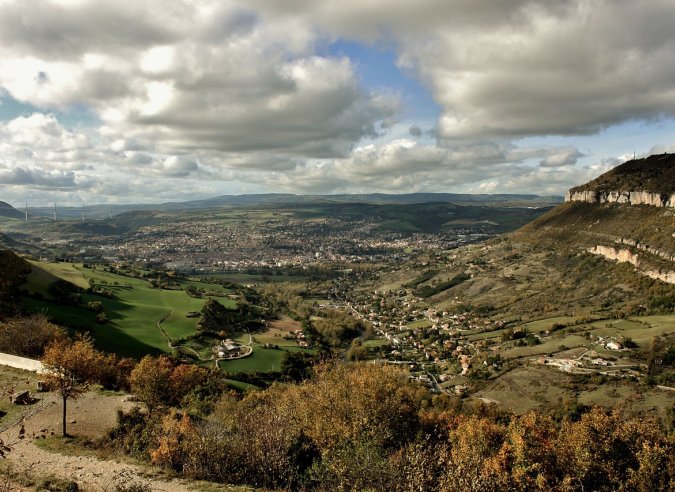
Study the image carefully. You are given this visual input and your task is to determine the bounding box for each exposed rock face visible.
[613,238,675,262]
[588,245,640,267]
[565,190,675,207]
[588,245,675,284]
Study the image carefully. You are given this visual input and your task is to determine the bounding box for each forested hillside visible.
[0,249,31,319]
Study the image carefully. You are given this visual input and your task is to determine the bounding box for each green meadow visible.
[24,261,89,297]
[363,338,390,348]
[218,346,313,373]
[20,261,238,359]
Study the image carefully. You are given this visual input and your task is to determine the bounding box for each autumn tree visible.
[346,338,368,362]
[129,355,214,413]
[295,362,420,453]
[129,355,175,414]
[0,314,64,358]
[41,334,105,436]
[168,363,206,406]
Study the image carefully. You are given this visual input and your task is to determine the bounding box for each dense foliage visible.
[108,361,675,491]
[0,249,31,319]
[0,314,64,357]
[197,297,261,334]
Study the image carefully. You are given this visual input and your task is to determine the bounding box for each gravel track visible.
[4,392,193,492]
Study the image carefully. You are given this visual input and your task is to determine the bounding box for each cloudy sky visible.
[1,0,675,206]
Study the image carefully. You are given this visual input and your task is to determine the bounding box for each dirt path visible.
[157,311,175,349]
[5,392,194,491]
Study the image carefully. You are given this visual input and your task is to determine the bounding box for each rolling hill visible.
[569,152,675,196]
[152,192,563,210]
[0,200,25,219]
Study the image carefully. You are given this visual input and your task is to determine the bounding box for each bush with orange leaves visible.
[112,360,675,491]
[149,410,195,471]
[129,355,223,414]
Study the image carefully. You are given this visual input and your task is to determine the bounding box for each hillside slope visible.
[569,153,675,196]
[0,250,32,319]
[517,156,675,281]
[369,156,675,319]
[0,200,24,219]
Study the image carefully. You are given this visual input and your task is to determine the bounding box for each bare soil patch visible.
[471,366,573,414]
[1,388,195,491]
[268,317,301,333]
[0,363,250,491]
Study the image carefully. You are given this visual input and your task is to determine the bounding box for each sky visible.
[1,0,675,206]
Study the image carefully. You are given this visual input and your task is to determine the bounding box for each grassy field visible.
[630,315,675,345]
[498,334,589,359]
[473,365,675,421]
[218,347,312,373]
[267,317,302,332]
[302,298,333,306]
[224,378,261,393]
[517,314,675,353]
[471,366,578,414]
[231,331,251,345]
[25,262,89,297]
[253,330,299,347]
[19,262,245,360]
[160,306,205,340]
[363,338,389,348]
[180,279,233,295]
[522,316,585,332]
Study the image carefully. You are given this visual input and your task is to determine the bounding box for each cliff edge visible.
[566,153,675,207]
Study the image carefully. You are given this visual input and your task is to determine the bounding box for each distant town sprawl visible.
[44,218,495,272]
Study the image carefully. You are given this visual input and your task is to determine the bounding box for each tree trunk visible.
[62,393,67,437]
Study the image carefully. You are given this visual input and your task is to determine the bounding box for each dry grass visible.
[267,316,301,332]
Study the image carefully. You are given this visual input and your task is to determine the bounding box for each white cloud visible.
[0,0,400,160]
[0,113,96,170]
[0,165,77,188]
[235,139,592,195]
[0,0,674,204]
[255,0,675,140]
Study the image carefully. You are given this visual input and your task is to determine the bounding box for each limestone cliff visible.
[588,244,675,285]
[514,154,675,291]
[565,190,675,207]
[568,153,675,198]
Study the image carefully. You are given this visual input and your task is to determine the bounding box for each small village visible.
[304,267,653,396]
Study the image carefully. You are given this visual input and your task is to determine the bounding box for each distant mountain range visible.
[154,192,563,210]
[6,192,564,220]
